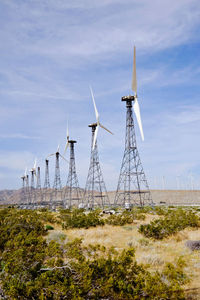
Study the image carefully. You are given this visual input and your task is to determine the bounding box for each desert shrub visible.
[0,208,46,251]
[135,206,154,214]
[106,210,145,226]
[61,209,105,229]
[0,208,188,299]
[139,208,200,239]
[154,206,169,215]
[47,232,67,244]
[37,210,57,224]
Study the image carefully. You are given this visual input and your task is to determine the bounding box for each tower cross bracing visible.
[64,140,82,208]
[85,123,109,209]
[115,96,152,207]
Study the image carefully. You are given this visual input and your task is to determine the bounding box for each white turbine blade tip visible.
[99,123,113,135]
[131,46,137,95]
[47,153,55,158]
[89,86,99,121]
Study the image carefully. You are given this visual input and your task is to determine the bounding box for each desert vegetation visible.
[0,206,200,299]
[139,208,200,239]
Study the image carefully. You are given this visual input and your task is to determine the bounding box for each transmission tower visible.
[64,140,82,208]
[114,96,152,207]
[85,123,109,209]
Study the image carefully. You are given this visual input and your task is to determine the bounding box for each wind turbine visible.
[29,159,37,188]
[85,87,113,209]
[24,167,30,204]
[30,159,37,204]
[47,145,68,204]
[90,86,113,150]
[47,144,68,164]
[115,46,153,207]
[63,122,82,208]
[20,168,27,203]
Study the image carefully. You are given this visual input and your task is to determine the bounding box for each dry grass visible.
[46,214,200,299]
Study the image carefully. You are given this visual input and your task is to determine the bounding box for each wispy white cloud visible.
[0,134,40,140]
[0,0,200,191]
[1,0,200,63]
[0,151,35,171]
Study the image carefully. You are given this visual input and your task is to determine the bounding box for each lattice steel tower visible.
[43,159,50,203]
[53,152,62,189]
[52,151,62,202]
[30,170,36,204]
[114,96,152,207]
[85,123,109,209]
[25,174,30,203]
[115,47,152,207]
[20,175,26,203]
[64,140,82,208]
[44,159,50,189]
[36,166,42,203]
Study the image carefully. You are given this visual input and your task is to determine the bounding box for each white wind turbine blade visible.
[131,46,137,95]
[64,123,70,154]
[67,120,69,140]
[24,167,27,176]
[64,141,69,154]
[131,46,144,141]
[99,123,113,135]
[92,125,99,150]
[60,154,69,163]
[47,153,55,158]
[33,158,37,170]
[133,97,144,141]
[90,86,99,122]
[57,144,60,153]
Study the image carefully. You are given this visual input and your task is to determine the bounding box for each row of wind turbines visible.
[20,47,153,209]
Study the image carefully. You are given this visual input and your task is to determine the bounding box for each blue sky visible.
[0,0,200,191]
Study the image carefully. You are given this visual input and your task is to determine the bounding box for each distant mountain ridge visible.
[0,189,20,204]
[1,189,200,206]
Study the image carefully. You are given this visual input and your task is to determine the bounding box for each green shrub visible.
[139,208,200,239]
[37,210,57,224]
[0,208,188,299]
[106,210,145,226]
[60,209,104,229]
[45,225,54,230]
